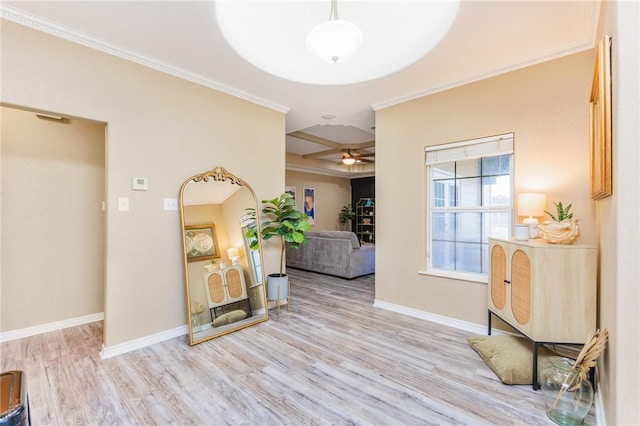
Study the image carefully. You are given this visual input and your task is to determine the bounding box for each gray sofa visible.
[286,231,375,279]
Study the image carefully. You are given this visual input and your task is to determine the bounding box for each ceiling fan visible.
[341,149,374,165]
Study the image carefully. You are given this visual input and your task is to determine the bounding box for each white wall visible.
[1,107,105,331]
[595,1,640,424]
[1,20,285,348]
[285,170,351,232]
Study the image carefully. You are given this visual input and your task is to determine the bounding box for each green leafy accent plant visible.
[338,204,356,224]
[246,193,310,277]
[545,201,574,222]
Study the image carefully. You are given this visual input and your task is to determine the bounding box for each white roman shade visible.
[425,133,514,165]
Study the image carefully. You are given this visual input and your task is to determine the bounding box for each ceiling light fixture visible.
[215,1,460,85]
[342,150,357,165]
[306,0,362,64]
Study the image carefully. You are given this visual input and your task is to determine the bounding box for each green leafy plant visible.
[545,201,574,222]
[246,193,310,277]
[338,204,356,224]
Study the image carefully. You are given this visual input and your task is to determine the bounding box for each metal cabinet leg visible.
[533,342,540,390]
[488,310,493,336]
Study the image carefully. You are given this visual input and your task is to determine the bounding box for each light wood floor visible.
[1,269,595,425]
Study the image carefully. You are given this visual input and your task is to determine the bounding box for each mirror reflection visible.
[179,166,268,345]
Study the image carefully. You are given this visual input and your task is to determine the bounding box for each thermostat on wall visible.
[132,177,148,191]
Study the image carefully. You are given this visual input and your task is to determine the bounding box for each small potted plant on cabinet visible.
[246,193,309,300]
[538,201,580,244]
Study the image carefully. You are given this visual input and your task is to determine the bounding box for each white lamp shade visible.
[306,19,363,63]
[517,193,547,218]
[227,247,240,259]
[342,157,356,165]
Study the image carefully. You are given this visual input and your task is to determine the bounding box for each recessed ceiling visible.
[0,1,600,177]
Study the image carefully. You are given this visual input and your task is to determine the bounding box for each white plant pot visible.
[266,273,289,300]
[538,218,580,245]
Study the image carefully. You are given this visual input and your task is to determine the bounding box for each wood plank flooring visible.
[1,269,595,425]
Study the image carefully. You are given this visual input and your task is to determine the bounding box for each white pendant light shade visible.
[215,1,461,85]
[342,157,356,165]
[307,19,362,63]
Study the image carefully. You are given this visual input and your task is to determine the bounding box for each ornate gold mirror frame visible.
[179,166,268,345]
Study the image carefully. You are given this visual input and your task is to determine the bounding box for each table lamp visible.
[517,193,547,238]
[227,247,240,265]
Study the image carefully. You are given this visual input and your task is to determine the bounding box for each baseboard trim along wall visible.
[99,325,188,359]
[0,312,104,343]
[372,299,501,336]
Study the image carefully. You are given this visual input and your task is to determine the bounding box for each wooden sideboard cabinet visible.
[487,237,597,388]
[203,265,250,319]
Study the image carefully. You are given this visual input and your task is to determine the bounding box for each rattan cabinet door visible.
[224,266,247,302]
[205,271,226,307]
[490,244,507,310]
[510,250,531,325]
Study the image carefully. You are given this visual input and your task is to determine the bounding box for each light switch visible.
[118,197,130,211]
[163,198,178,211]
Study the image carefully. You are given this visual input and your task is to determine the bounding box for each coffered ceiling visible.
[0,1,600,177]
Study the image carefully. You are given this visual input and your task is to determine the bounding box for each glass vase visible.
[541,357,594,425]
[191,313,201,333]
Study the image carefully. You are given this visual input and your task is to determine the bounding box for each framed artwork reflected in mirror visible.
[185,223,220,262]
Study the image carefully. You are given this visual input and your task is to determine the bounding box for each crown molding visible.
[0,5,290,115]
[371,42,594,112]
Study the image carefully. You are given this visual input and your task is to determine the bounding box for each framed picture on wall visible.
[590,35,612,200]
[185,223,220,262]
[285,186,296,205]
[303,187,315,224]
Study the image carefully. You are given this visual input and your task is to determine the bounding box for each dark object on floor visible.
[467,335,554,385]
[0,370,30,426]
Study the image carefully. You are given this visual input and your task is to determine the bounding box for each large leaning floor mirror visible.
[179,166,268,345]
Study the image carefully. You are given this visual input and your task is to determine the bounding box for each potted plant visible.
[203,257,217,272]
[338,204,355,231]
[246,193,310,300]
[538,201,580,244]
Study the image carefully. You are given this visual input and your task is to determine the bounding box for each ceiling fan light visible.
[306,19,362,63]
[342,157,357,165]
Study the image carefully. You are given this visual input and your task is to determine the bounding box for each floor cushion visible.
[212,310,248,328]
[467,335,554,385]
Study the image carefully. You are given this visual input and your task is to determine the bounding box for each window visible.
[426,134,513,279]
[240,215,263,285]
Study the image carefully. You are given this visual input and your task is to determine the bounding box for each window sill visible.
[418,269,488,284]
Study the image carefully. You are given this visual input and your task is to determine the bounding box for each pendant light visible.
[306,0,362,63]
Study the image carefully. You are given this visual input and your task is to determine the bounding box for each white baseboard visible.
[0,312,104,343]
[373,299,505,336]
[99,325,188,359]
